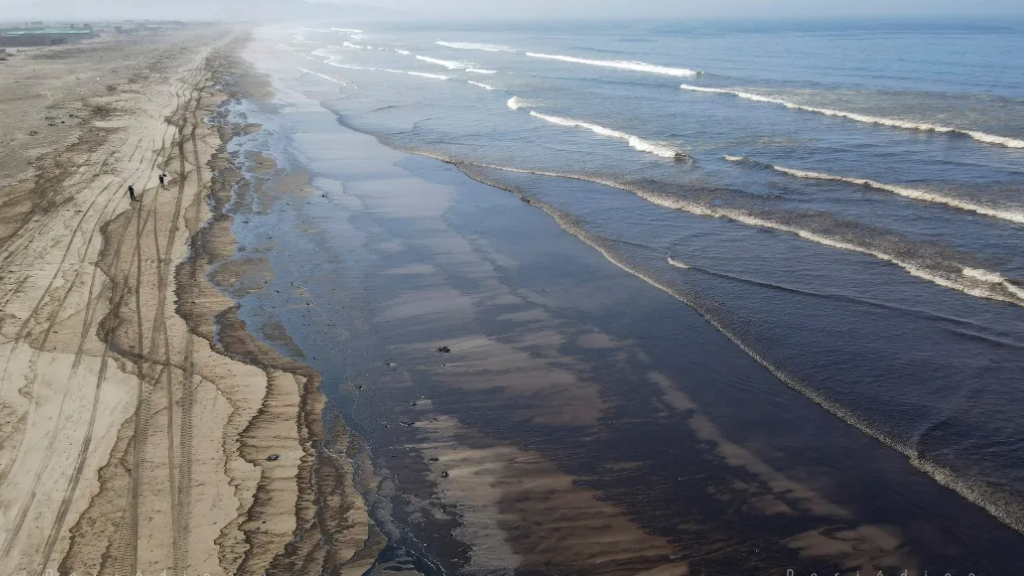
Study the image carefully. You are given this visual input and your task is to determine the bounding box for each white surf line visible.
[466,68,497,74]
[725,155,1024,225]
[469,81,495,90]
[325,60,449,80]
[471,163,1024,308]
[406,71,450,80]
[297,67,349,86]
[527,111,687,160]
[437,41,517,52]
[415,55,469,70]
[506,96,525,110]
[332,28,363,33]
[527,52,702,77]
[683,84,1024,150]
[667,257,690,269]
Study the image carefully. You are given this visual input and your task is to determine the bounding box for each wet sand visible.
[224,52,1024,572]
[0,29,368,575]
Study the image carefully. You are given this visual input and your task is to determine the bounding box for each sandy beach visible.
[0,28,368,575]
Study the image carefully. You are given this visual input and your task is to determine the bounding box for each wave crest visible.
[527,52,701,77]
[468,163,1024,308]
[726,155,1024,225]
[682,84,1024,150]
[437,41,516,52]
[415,55,468,70]
[297,67,348,86]
[528,112,687,160]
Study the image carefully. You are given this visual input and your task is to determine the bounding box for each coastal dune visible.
[0,28,368,576]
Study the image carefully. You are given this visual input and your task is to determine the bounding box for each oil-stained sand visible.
[0,30,372,576]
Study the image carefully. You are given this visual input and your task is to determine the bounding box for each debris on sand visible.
[436,345,451,353]
[266,454,280,462]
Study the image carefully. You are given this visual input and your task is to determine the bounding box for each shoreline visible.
[237,28,1024,571]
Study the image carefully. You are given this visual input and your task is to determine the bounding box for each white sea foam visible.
[634,189,1024,307]
[466,68,497,74]
[415,55,468,69]
[343,41,368,50]
[468,81,495,90]
[297,68,348,85]
[963,267,1006,283]
[506,96,526,110]
[394,49,411,55]
[437,41,516,52]
[667,257,690,269]
[528,112,686,159]
[725,155,1024,225]
[527,52,701,77]
[470,163,1024,308]
[332,28,363,33]
[326,61,371,71]
[406,71,450,80]
[325,60,448,80]
[682,84,1024,150]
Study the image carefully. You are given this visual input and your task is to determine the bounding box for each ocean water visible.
[239,19,1024,571]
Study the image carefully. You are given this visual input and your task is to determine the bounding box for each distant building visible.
[0,28,95,47]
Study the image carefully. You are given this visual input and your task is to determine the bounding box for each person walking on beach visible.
[158,173,165,187]
[128,184,137,202]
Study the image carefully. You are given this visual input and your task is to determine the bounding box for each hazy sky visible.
[3,0,1024,21]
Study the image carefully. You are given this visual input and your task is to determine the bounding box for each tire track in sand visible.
[32,72,193,574]
[0,136,157,564]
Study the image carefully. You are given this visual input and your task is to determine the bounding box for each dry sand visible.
[0,28,369,576]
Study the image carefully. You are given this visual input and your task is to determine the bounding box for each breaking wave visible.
[468,81,495,90]
[343,41,368,50]
[332,28,363,33]
[437,41,516,52]
[464,163,1024,308]
[682,84,1024,149]
[726,156,1024,225]
[325,60,448,80]
[297,68,348,85]
[527,52,702,77]
[528,112,688,160]
[415,55,469,69]
[506,96,526,110]
[667,257,690,269]
[467,68,497,74]
[406,71,450,80]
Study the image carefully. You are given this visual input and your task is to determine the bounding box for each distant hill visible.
[3,0,411,23]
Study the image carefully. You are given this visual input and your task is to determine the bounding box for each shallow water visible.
[227,20,1024,572]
